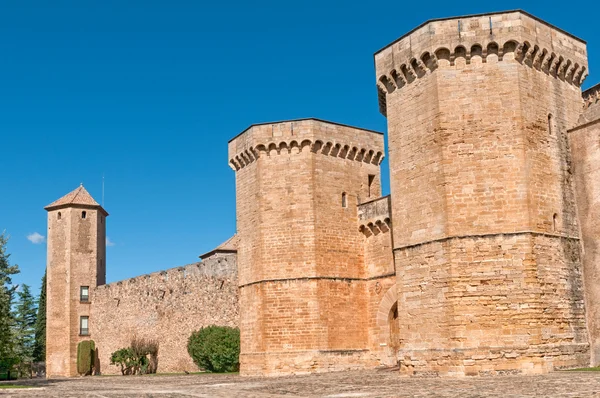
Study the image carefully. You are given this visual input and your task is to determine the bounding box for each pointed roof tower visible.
[45,184,108,216]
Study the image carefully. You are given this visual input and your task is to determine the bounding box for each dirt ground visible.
[1,369,600,397]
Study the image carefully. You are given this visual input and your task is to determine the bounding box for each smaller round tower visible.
[45,185,107,378]
[229,118,385,376]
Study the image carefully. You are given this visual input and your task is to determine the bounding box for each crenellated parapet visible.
[576,83,600,126]
[374,10,588,116]
[228,118,385,171]
[358,195,391,237]
[229,139,384,171]
[584,83,600,109]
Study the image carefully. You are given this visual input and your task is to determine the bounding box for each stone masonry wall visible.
[569,84,600,364]
[90,253,239,375]
[395,233,588,376]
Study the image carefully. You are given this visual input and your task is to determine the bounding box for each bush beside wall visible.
[76,341,95,376]
[187,326,240,373]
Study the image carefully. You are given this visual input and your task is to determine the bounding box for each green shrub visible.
[187,326,240,373]
[110,337,159,375]
[110,348,137,375]
[0,357,18,381]
[76,340,95,375]
[131,337,159,374]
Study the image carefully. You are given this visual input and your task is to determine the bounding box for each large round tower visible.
[375,11,590,375]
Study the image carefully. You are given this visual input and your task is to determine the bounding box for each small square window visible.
[80,316,89,336]
[80,286,89,302]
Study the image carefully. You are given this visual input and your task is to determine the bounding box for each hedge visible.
[187,326,240,373]
[77,340,95,376]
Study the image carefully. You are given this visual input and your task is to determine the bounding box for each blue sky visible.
[1,0,598,296]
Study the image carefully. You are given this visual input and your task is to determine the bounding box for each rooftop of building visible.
[374,10,586,56]
[199,234,239,260]
[228,118,384,144]
[45,184,108,216]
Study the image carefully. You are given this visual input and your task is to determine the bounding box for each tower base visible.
[240,350,379,377]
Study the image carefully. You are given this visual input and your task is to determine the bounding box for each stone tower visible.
[375,11,590,375]
[229,118,385,376]
[45,185,107,377]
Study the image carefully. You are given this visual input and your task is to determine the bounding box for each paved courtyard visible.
[2,369,600,397]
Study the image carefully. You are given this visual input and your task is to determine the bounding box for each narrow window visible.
[342,192,347,208]
[57,212,62,220]
[80,286,89,302]
[80,316,89,336]
[389,302,399,349]
[82,211,87,219]
[553,213,558,232]
[368,175,376,198]
[548,114,553,135]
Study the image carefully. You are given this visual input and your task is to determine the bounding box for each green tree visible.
[33,271,46,362]
[0,232,20,361]
[13,284,37,363]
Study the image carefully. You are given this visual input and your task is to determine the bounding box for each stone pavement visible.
[2,369,600,397]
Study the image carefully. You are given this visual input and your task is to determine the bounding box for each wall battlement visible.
[358,196,391,237]
[94,255,236,294]
[375,11,588,116]
[228,118,384,170]
[229,139,385,171]
[584,83,600,108]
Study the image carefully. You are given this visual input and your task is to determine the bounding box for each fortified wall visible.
[45,9,600,380]
[91,252,238,375]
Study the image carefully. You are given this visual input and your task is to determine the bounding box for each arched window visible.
[342,193,347,208]
[57,212,61,220]
[548,114,554,135]
[82,211,87,219]
[553,213,558,232]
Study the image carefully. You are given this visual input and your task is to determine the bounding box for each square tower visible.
[45,185,107,377]
[375,11,590,375]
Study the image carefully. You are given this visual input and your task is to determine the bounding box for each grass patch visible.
[564,366,600,372]
[564,367,600,372]
[147,372,207,376]
[0,385,32,389]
